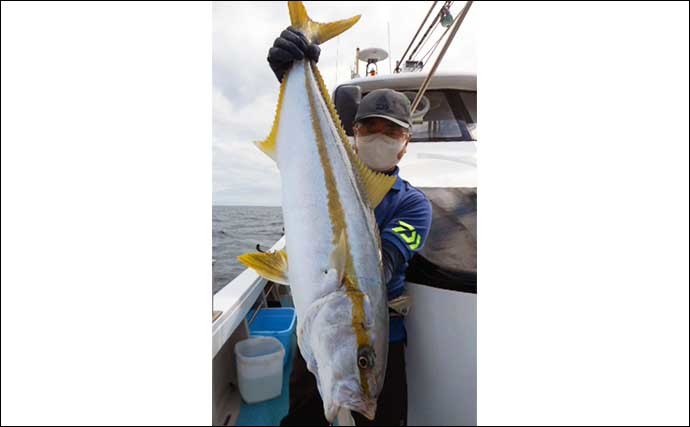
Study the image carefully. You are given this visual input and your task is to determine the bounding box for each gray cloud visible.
[213,1,476,206]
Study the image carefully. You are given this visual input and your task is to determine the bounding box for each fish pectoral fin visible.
[288,1,360,45]
[355,159,398,208]
[237,249,289,285]
[329,231,348,286]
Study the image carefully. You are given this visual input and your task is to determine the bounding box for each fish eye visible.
[357,346,375,369]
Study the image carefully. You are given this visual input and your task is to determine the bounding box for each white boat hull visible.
[405,283,477,426]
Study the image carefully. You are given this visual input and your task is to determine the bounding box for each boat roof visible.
[339,71,476,93]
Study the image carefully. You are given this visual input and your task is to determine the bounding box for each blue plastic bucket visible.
[247,308,296,366]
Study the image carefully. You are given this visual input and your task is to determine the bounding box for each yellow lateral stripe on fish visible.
[303,59,371,396]
[310,62,396,208]
[303,60,367,306]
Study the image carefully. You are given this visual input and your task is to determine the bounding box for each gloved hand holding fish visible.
[237,1,397,422]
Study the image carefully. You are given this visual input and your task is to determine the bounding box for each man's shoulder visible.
[398,177,430,202]
[396,177,432,214]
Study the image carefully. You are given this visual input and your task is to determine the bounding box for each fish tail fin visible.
[288,1,360,45]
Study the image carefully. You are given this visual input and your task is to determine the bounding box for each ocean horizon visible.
[212,205,284,294]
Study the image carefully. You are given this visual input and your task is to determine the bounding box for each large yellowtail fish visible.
[237,1,397,422]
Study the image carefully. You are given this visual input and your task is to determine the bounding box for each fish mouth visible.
[341,399,377,421]
[331,383,378,421]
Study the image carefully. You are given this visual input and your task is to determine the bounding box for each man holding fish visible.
[238,2,431,425]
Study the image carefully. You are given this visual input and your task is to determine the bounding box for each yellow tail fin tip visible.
[287,1,360,45]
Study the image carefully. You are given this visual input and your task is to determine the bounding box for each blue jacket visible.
[374,167,433,343]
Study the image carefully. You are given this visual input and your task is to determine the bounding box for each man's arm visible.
[379,191,433,290]
[382,240,406,285]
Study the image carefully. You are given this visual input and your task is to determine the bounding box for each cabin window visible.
[400,89,476,143]
[335,86,477,141]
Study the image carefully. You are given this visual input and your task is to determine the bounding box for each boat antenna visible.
[394,1,438,73]
[387,22,392,74]
[410,0,473,113]
[355,47,360,77]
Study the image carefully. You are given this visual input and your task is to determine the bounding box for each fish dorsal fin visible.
[288,1,360,45]
[254,73,289,162]
[351,157,397,208]
[237,249,289,285]
[307,62,397,208]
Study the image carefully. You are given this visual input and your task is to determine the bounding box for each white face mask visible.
[355,133,405,172]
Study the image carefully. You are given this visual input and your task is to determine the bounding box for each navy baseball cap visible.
[354,88,412,129]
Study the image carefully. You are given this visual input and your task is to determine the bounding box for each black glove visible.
[267,26,321,83]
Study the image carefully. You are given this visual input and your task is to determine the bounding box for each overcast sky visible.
[213,1,476,206]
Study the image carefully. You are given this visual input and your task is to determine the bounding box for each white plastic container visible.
[234,336,285,404]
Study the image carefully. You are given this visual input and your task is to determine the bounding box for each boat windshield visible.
[399,89,476,142]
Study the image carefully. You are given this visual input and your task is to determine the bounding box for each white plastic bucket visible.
[234,336,285,404]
